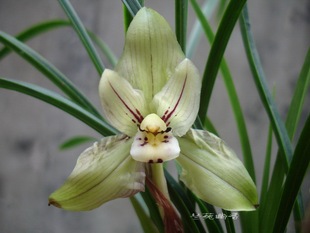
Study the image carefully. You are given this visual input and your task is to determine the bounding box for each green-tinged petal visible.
[153,59,201,137]
[176,129,258,211]
[99,69,148,136]
[115,7,185,102]
[49,134,145,211]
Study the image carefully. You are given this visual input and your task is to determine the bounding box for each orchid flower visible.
[49,7,258,213]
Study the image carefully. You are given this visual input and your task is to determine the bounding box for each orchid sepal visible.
[176,129,259,211]
[115,7,185,102]
[49,135,145,211]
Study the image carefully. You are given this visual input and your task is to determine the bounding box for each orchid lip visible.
[130,113,180,163]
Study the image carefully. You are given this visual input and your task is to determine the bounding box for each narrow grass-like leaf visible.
[287,49,310,230]
[259,156,285,233]
[190,0,255,181]
[217,0,228,20]
[197,0,246,123]
[260,124,273,205]
[0,20,69,60]
[273,115,310,233]
[0,19,117,67]
[187,0,218,59]
[130,196,160,233]
[165,170,205,233]
[195,197,224,233]
[123,0,144,32]
[140,188,164,233]
[0,31,102,118]
[266,48,310,233]
[58,0,104,75]
[285,48,310,139]
[123,5,133,33]
[175,0,188,53]
[222,210,236,233]
[122,0,143,17]
[239,6,309,232]
[87,30,118,67]
[239,4,293,167]
[203,116,218,135]
[0,78,117,136]
[59,136,96,150]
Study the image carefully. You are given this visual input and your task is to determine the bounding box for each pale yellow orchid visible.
[49,7,258,212]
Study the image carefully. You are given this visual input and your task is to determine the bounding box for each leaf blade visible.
[0,78,117,136]
[58,0,105,75]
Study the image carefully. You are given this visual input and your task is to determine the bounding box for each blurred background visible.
[0,0,309,232]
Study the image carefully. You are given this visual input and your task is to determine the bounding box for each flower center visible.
[130,114,180,163]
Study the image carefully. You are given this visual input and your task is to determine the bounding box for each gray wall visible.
[0,0,309,232]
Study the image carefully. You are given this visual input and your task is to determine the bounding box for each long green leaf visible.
[0,20,69,60]
[58,0,105,75]
[273,115,310,233]
[239,5,309,233]
[175,0,188,53]
[87,30,118,67]
[266,49,310,233]
[197,0,247,123]
[59,136,96,150]
[260,124,273,205]
[239,4,293,168]
[222,210,236,233]
[0,19,117,67]
[0,31,101,118]
[239,9,294,231]
[122,0,143,17]
[287,49,310,231]
[190,0,255,181]
[123,0,144,32]
[285,49,310,139]
[0,78,117,136]
[140,188,164,233]
[187,0,218,59]
[165,171,204,233]
[195,198,224,233]
[130,196,160,233]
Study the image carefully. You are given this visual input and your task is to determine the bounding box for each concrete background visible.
[0,0,309,232]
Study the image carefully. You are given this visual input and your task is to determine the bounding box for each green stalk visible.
[151,164,170,200]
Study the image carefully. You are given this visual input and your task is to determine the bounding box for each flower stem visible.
[151,163,170,200]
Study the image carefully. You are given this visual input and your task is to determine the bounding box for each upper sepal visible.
[115,7,185,102]
[176,129,258,211]
[48,135,145,211]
